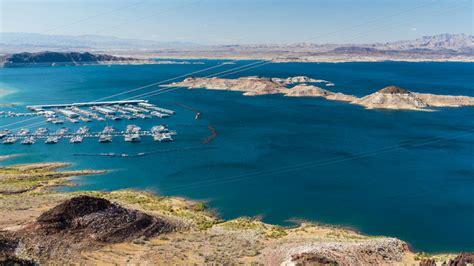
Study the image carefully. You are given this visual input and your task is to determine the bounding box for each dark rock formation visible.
[1,51,135,67]
[291,252,339,265]
[35,195,174,242]
[5,196,177,263]
[447,252,474,266]
[378,86,411,94]
[419,258,436,266]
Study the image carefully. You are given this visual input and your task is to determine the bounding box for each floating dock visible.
[0,100,178,125]
[27,100,148,110]
[1,125,176,145]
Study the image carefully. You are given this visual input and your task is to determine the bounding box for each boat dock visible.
[1,100,176,125]
[1,125,176,145]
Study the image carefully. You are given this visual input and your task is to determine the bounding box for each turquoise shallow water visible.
[0,61,473,252]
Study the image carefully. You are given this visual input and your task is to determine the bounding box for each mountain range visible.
[0,32,197,53]
[1,33,473,61]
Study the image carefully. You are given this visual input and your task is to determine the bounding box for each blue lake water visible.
[0,61,473,252]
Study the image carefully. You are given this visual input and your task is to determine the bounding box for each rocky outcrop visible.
[164,76,288,96]
[34,196,176,242]
[448,252,474,265]
[415,93,474,107]
[285,84,358,102]
[352,86,428,110]
[5,196,177,263]
[352,85,474,110]
[282,238,408,265]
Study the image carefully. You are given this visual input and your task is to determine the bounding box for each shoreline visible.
[150,56,474,63]
[0,158,464,264]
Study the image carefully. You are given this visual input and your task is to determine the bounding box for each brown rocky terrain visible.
[163,76,356,99]
[353,86,474,110]
[285,84,358,102]
[1,196,179,264]
[164,76,288,96]
[0,160,469,265]
[164,77,474,111]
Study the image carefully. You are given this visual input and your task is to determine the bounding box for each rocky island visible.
[163,76,474,111]
[1,159,471,265]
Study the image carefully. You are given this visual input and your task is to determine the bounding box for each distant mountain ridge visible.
[0,32,197,52]
[1,32,472,51]
[374,33,474,52]
[1,32,472,61]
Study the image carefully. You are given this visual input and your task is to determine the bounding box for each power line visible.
[1,0,455,132]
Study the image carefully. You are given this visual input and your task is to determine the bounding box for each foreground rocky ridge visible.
[164,76,474,111]
[0,161,468,265]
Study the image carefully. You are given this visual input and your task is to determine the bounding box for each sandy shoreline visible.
[119,52,474,63]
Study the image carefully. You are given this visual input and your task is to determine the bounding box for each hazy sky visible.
[1,0,472,44]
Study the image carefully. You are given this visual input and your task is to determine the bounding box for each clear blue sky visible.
[1,0,472,44]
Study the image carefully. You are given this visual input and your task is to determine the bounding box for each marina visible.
[0,125,176,145]
[1,100,175,125]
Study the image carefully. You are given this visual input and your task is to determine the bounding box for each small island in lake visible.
[163,76,474,111]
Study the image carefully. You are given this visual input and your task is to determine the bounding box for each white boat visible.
[77,126,90,134]
[153,133,173,142]
[102,126,115,134]
[67,117,79,123]
[3,137,17,144]
[51,119,64,124]
[124,133,140,142]
[35,128,49,135]
[21,137,37,145]
[57,127,69,135]
[106,115,121,121]
[70,135,84,143]
[0,129,11,139]
[18,129,30,136]
[79,116,92,122]
[150,111,169,118]
[126,125,141,133]
[99,134,113,143]
[151,125,168,133]
[45,136,59,144]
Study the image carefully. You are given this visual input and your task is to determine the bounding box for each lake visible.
[0,61,473,252]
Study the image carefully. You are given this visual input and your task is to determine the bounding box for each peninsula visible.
[163,76,474,111]
[0,52,201,68]
[0,160,470,265]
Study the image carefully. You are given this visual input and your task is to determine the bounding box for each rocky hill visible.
[353,85,474,110]
[0,51,151,67]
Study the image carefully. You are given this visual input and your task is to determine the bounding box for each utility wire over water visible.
[2,0,455,131]
[158,130,474,194]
